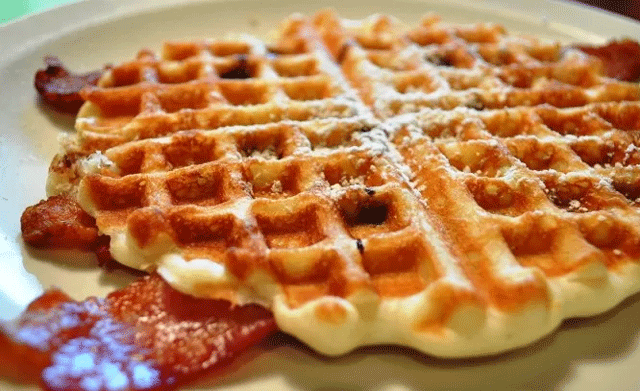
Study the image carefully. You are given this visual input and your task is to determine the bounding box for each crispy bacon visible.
[34,56,103,113]
[21,195,152,271]
[21,195,99,251]
[0,274,277,391]
[17,198,277,390]
[93,235,117,268]
[576,39,640,82]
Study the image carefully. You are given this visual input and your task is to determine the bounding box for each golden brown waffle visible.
[45,11,640,357]
[47,15,371,193]
[313,11,640,117]
[387,100,640,311]
[74,21,369,150]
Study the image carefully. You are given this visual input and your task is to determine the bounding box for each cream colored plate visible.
[1,0,640,390]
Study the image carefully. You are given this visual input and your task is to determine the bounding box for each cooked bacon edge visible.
[21,195,99,251]
[576,39,640,82]
[0,274,277,391]
[34,56,103,113]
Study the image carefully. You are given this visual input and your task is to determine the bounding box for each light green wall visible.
[1,0,74,24]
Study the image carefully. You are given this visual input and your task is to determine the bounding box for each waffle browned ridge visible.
[44,10,640,357]
[315,11,640,117]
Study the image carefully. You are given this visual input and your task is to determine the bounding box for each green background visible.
[1,0,74,24]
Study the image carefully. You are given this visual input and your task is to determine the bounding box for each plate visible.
[1,0,640,390]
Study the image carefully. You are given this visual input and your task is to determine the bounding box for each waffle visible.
[314,11,640,117]
[44,11,640,358]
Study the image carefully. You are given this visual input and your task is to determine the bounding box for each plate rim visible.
[2,1,640,390]
[2,0,640,67]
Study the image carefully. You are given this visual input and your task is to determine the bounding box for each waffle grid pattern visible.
[313,11,640,118]
[46,11,640,357]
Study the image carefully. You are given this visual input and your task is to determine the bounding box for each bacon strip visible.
[21,195,99,251]
[34,56,103,113]
[576,39,640,82]
[21,195,125,270]
[0,274,277,391]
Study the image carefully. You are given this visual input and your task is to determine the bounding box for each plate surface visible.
[1,0,640,390]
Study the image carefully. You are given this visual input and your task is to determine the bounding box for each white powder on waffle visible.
[78,152,118,176]
[270,180,283,193]
[248,146,278,159]
[43,11,640,361]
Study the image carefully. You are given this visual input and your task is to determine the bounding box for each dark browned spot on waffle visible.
[612,178,640,205]
[219,55,255,79]
[424,52,452,67]
[543,179,604,213]
[338,191,407,239]
[352,202,387,225]
[339,198,388,230]
[466,96,485,110]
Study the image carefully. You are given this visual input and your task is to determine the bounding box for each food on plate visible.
[9,9,640,390]
[0,274,276,391]
[34,56,104,113]
[21,194,99,250]
[575,39,640,82]
[20,194,125,268]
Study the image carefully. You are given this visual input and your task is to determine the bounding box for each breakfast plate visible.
[1,0,640,390]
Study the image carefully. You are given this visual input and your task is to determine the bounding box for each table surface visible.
[1,0,639,24]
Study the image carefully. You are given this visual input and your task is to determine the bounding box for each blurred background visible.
[2,0,70,23]
[1,0,639,24]
[578,0,640,20]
